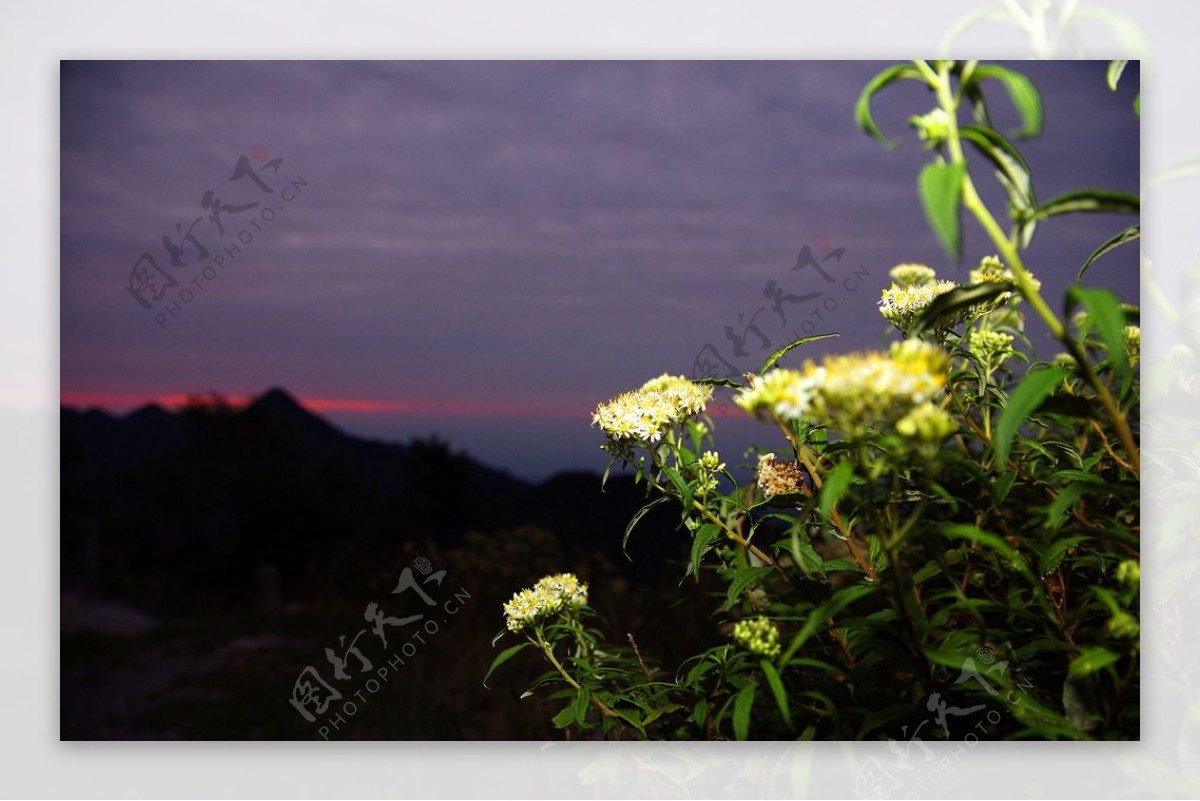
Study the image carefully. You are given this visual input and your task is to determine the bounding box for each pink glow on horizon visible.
[59,391,591,420]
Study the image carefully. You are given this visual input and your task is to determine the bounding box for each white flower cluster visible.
[969,254,1041,305]
[502,572,589,633]
[592,374,712,444]
[734,368,818,420]
[889,263,937,287]
[729,340,945,434]
[812,340,948,422]
[736,340,950,435]
[878,278,960,331]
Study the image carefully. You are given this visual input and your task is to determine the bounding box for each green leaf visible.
[482,641,531,688]
[692,376,743,390]
[818,460,854,520]
[573,687,591,727]
[1070,647,1121,678]
[1107,60,1128,91]
[689,523,721,581]
[912,282,1009,334]
[780,584,876,665]
[959,124,1035,212]
[1045,483,1089,530]
[691,699,708,730]
[917,161,966,260]
[913,559,943,586]
[786,529,826,578]
[760,659,792,728]
[552,704,577,729]
[732,682,757,740]
[868,534,889,573]
[855,64,923,148]
[993,366,1066,466]
[759,333,838,374]
[613,708,645,733]
[623,496,668,556]
[939,523,1032,579]
[966,64,1043,138]
[724,566,776,610]
[820,558,866,575]
[1067,285,1130,375]
[1035,188,1139,221]
[661,465,693,513]
[990,471,1017,505]
[1038,535,1088,576]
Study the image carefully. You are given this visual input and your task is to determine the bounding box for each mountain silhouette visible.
[61,388,682,614]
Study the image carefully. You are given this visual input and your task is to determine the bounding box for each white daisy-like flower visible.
[502,572,589,633]
[878,279,960,331]
[734,368,820,421]
[592,375,713,444]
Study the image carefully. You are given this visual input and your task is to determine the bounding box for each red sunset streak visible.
[58,391,590,420]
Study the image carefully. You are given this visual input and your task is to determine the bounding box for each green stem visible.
[875,506,931,688]
[533,628,621,720]
[930,61,1140,476]
[777,418,876,579]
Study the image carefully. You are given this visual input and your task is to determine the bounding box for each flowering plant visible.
[485,60,1139,741]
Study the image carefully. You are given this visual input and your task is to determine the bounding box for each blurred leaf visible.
[913,559,943,585]
[819,460,854,520]
[483,641,531,688]
[966,64,1043,138]
[760,660,792,728]
[724,566,776,610]
[750,490,810,511]
[1077,225,1139,282]
[1070,646,1121,678]
[868,534,889,573]
[1045,483,1089,530]
[918,161,966,260]
[1063,673,1099,733]
[781,584,876,664]
[732,682,757,741]
[990,470,1017,505]
[692,699,707,729]
[993,366,1066,466]
[573,687,592,727]
[759,333,838,374]
[855,64,923,148]
[939,523,1032,579]
[929,481,961,513]
[786,529,826,578]
[820,558,866,574]
[1036,394,1098,419]
[1107,60,1128,91]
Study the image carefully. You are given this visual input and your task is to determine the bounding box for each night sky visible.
[60,60,1140,481]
